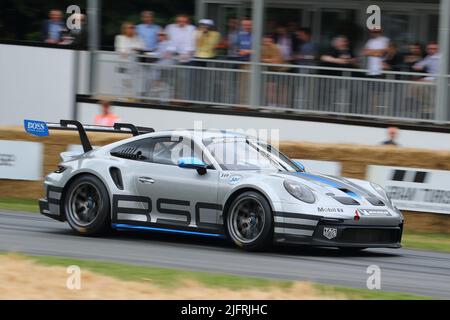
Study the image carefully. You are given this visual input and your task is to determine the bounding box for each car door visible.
[133,136,222,233]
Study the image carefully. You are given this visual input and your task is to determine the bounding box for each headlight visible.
[283,179,315,203]
[370,182,391,203]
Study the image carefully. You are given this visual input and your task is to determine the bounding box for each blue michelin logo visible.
[24,119,49,137]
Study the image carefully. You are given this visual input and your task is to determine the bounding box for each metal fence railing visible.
[94,51,251,106]
[92,51,446,122]
[261,66,437,120]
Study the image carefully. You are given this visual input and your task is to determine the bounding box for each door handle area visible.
[138,177,155,184]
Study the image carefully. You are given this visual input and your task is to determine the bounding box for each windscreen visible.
[203,137,300,172]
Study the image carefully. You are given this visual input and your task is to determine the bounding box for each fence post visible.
[87,0,101,96]
[71,50,80,120]
[249,0,264,107]
[435,0,450,122]
[195,0,206,22]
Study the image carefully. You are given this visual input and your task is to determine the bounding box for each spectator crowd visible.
[43,8,441,113]
[42,8,441,79]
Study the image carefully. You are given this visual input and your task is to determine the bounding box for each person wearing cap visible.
[194,19,221,61]
[190,19,220,101]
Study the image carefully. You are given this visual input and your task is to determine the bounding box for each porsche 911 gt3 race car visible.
[26,119,403,251]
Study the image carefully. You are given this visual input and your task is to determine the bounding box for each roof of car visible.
[147,129,251,140]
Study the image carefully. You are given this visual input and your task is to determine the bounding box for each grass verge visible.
[0,198,448,253]
[29,254,290,290]
[0,198,39,213]
[27,254,431,299]
[402,232,450,253]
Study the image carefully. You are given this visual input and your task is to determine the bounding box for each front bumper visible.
[39,198,64,221]
[275,218,403,248]
[39,184,65,222]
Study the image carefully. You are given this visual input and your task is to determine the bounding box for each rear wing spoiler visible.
[24,119,154,153]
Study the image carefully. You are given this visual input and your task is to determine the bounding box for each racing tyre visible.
[64,174,111,236]
[226,191,273,251]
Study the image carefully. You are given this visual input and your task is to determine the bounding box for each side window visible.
[151,137,182,165]
[110,138,152,161]
[111,136,213,167]
[151,137,212,167]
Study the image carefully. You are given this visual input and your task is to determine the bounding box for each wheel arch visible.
[60,170,111,219]
[222,186,276,250]
[222,186,275,221]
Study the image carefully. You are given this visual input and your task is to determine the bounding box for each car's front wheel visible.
[64,174,111,236]
[225,191,273,251]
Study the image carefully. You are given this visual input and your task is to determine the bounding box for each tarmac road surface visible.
[1,211,449,298]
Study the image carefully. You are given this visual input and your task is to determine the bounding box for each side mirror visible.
[178,157,208,175]
[293,160,306,172]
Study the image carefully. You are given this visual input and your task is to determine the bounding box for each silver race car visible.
[27,120,403,251]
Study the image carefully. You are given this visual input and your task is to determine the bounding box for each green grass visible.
[25,254,431,299]
[0,198,448,252]
[29,254,291,290]
[0,198,39,213]
[402,231,450,253]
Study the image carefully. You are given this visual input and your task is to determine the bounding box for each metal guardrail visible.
[92,51,448,123]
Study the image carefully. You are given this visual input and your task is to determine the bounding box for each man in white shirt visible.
[363,28,390,76]
[165,14,196,63]
[413,42,440,81]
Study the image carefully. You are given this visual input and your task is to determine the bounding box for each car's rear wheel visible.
[64,175,111,236]
[226,191,273,251]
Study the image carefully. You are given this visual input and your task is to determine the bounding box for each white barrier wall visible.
[79,103,450,151]
[0,44,74,125]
